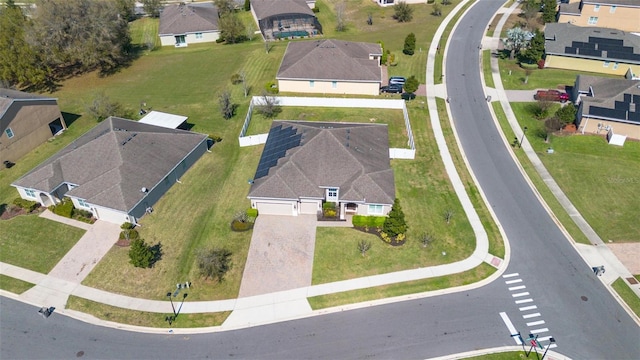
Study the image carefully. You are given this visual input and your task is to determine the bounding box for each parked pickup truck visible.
[534,89,569,103]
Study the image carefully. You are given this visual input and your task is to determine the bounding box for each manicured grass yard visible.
[509,103,640,243]
[0,215,85,273]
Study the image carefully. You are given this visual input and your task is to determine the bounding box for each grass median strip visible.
[0,274,34,294]
[611,278,640,318]
[66,296,231,328]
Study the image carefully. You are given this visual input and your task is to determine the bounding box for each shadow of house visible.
[1,88,67,167]
[250,0,321,41]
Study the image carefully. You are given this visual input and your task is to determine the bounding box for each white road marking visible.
[503,273,519,278]
[500,312,522,345]
[509,285,526,291]
[515,298,533,304]
[505,279,523,284]
[531,328,549,334]
[523,313,541,319]
[527,320,546,326]
[537,336,552,342]
[519,305,537,311]
[512,292,530,297]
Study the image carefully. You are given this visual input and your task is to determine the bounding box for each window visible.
[5,128,14,138]
[593,4,600,12]
[309,80,315,87]
[368,204,383,215]
[613,62,619,70]
[24,189,36,198]
[603,61,610,67]
[195,33,203,39]
[610,5,616,13]
[588,16,598,24]
[327,188,338,201]
[77,199,90,208]
[332,81,337,88]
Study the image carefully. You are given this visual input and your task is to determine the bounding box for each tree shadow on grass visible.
[151,242,163,267]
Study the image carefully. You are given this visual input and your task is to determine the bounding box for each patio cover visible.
[139,111,187,129]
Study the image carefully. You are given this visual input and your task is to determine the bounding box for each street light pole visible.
[166,292,176,316]
[519,126,528,148]
[541,338,556,360]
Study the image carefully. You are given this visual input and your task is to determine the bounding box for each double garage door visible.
[255,201,320,216]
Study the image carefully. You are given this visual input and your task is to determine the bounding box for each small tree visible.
[444,209,454,224]
[403,32,416,56]
[357,239,372,257]
[542,0,557,24]
[555,103,576,125]
[218,90,235,120]
[129,238,154,268]
[534,99,554,119]
[393,1,414,23]
[335,0,346,32]
[142,0,162,18]
[197,247,232,282]
[240,70,249,97]
[519,29,545,65]
[87,92,129,122]
[244,0,251,11]
[521,0,539,29]
[256,91,281,118]
[383,198,407,238]
[404,75,419,94]
[544,117,563,142]
[219,13,247,44]
[431,3,442,16]
[420,232,433,248]
[214,0,236,16]
[367,12,373,25]
[505,27,533,59]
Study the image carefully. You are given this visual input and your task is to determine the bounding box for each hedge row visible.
[352,215,386,228]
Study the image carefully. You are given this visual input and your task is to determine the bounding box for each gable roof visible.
[576,75,640,125]
[12,117,208,213]
[251,0,315,20]
[158,3,219,36]
[248,121,395,204]
[277,40,382,82]
[0,88,58,134]
[544,23,640,65]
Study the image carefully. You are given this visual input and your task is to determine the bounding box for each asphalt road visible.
[1,1,639,359]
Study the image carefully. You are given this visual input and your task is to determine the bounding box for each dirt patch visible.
[0,205,44,220]
[607,243,640,275]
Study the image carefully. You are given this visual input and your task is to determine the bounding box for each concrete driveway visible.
[238,215,317,298]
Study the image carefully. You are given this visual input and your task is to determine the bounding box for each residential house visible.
[557,0,640,33]
[12,117,209,225]
[277,39,383,96]
[248,121,395,219]
[1,88,66,167]
[544,23,640,76]
[159,3,219,47]
[572,74,640,139]
[251,0,320,40]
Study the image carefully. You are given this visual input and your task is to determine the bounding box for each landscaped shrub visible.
[119,229,140,240]
[264,81,279,94]
[50,198,74,218]
[196,247,232,281]
[537,59,545,69]
[322,202,336,210]
[352,215,386,228]
[246,208,258,218]
[230,73,242,84]
[383,198,407,237]
[129,238,154,268]
[209,134,223,143]
[121,222,135,230]
[12,198,38,212]
[519,62,538,70]
[312,5,319,13]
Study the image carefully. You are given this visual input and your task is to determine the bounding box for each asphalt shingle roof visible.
[277,39,382,82]
[251,0,315,20]
[158,3,219,35]
[12,117,208,212]
[248,121,395,205]
[576,75,640,125]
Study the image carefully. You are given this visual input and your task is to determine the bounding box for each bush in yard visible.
[50,198,74,218]
[264,81,279,94]
[129,238,154,268]
[12,198,38,212]
[404,75,419,94]
[121,222,135,230]
[119,229,140,240]
[555,103,577,125]
[383,198,407,238]
[230,73,242,84]
[403,33,416,55]
[393,1,414,23]
[209,134,223,143]
[197,247,232,282]
[352,215,386,228]
[246,208,258,218]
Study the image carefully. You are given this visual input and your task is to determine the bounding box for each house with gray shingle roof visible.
[277,40,383,96]
[159,3,220,47]
[557,0,640,33]
[544,23,640,76]
[248,121,395,218]
[251,0,320,40]
[12,117,209,225]
[572,75,640,140]
[1,88,66,167]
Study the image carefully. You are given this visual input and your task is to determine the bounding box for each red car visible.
[534,90,569,103]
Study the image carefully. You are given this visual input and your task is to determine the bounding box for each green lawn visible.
[612,278,640,318]
[483,50,495,88]
[465,352,532,360]
[0,274,34,294]
[0,215,85,273]
[66,296,230,328]
[509,103,640,243]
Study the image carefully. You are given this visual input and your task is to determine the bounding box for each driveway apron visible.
[238,215,317,298]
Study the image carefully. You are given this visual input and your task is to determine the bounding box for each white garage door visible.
[92,206,129,225]
[256,202,294,216]
[299,201,319,215]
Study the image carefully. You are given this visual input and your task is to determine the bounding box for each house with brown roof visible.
[159,3,219,47]
[12,117,209,225]
[248,121,395,218]
[251,0,320,40]
[1,88,66,168]
[557,0,640,33]
[572,75,640,140]
[277,40,383,96]
[544,23,640,76]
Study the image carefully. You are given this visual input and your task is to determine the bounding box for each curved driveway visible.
[2,1,639,359]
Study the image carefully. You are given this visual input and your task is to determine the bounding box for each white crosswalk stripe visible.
[512,292,530,297]
[530,328,549,334]
[527,320,546,326]
[515,298,533,304]
[505,279,523,284]
[519,305,537,311]
[509,285,526,291]
[503,273,519,278]
[523,313,541,319]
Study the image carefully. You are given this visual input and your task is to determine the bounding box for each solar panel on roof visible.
[624,94,632,103]
[579,48,602,57]
[615,101,629,111]
[589,37,623,46]
[254,124,302,180]
[629,112,640,123]
[633,95,640,105]
[565,47,577,54]
[590,106,627,119]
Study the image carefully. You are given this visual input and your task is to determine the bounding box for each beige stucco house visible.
[558,0,640,33]
[544,23,640,76]
[572,75,640,140]
[159,3,220,47]
[1,88,66,167]
[248,121,395,218]
[277,39,382,96]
